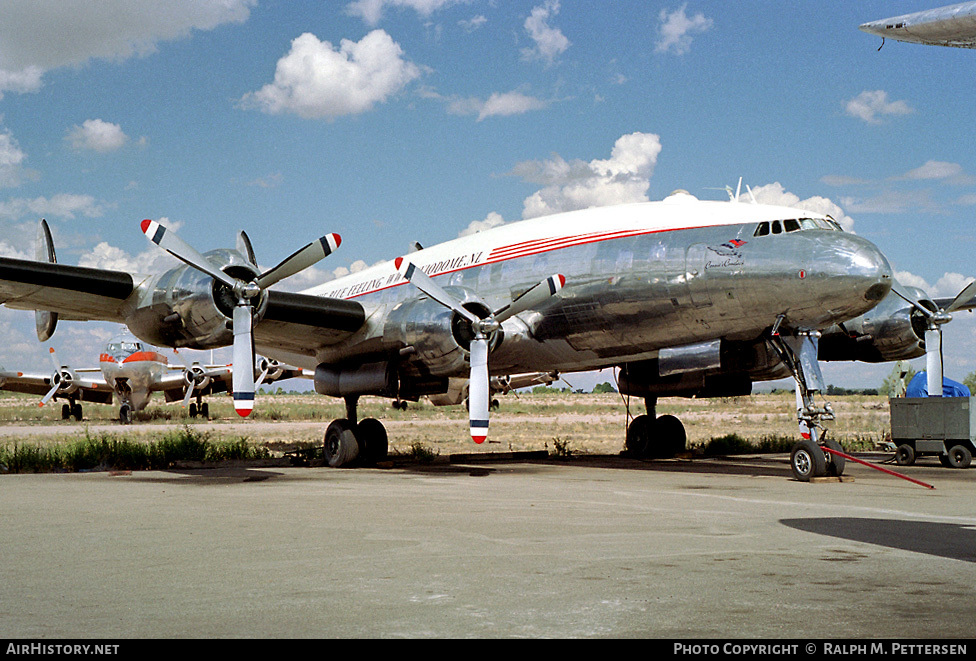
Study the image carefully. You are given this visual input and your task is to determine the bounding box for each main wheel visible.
[946,444,972,469]
[356,418,388,466]
[119,405,131,425]
[791,439,827,482]
[655,414,686,458]
[625,414,653,456]
[324,419,359,468]
[824,438,846,477]
[895,443,916,466]
[61,404,71,420]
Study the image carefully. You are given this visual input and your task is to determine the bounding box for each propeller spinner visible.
[395,257,565,443]
[142,220,340,416]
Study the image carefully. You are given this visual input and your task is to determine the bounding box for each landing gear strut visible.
[323,396,390,468]
[767,322,844,481]
[625,396,687,459]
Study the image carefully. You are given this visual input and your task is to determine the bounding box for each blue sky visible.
[1,0,975,390]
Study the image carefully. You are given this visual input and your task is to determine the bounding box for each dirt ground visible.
[0,391,892,457]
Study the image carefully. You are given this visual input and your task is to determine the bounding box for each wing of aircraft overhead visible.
[860,2,976,48]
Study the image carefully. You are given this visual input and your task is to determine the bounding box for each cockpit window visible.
[755,217,843,237]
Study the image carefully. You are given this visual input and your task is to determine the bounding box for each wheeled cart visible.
[889,397,975,468]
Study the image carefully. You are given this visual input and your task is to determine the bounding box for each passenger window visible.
[754,222,770,237]
[771,221,782,234]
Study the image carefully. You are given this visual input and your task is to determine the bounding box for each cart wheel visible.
[945,444,972,469]
[895,443,915,466]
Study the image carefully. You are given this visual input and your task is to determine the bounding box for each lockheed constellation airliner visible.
[0,192,961,480]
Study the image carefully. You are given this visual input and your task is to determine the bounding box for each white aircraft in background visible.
[860,2,976,48]
[0,333,305,423]
[3,192,968,483]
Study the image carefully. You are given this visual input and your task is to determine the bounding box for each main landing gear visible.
[324,396,389,468]
[625,396,687,459]
[60,401,83,421]
[767,322,845,482]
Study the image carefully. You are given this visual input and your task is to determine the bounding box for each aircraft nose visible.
[822,234,892,305]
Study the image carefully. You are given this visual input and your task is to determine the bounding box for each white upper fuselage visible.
[307,194,822,303]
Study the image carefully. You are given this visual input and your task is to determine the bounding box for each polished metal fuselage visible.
[290,199,892,383]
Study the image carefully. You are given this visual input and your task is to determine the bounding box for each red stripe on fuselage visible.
[343,224,696,300]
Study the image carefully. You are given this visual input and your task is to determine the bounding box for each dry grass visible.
[0,390,893,459]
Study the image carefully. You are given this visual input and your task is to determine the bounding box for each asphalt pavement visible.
[1,453,974,639]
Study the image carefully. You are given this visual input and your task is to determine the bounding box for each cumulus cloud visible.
[65,119,129,153]
[898,160,976,186]
[655,4,712,55]
[0,127,33,187]
[844,90,913,124]
[895,270,975,299]
[521,1,571,63]
[459,211,506,237]
[345,0,465,25]
[0,194,104,221]
[0,0,255,97]
[749,182,855,232]
[515,132,663,219]
[448,90,548,121]
[240,31,422,120]
[459,15,488,33]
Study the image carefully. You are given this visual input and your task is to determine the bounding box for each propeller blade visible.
[232,304,255,417]
[891,284,937,319]
[254,364,271,389]
[925,328,943,397]
[492,274,565,324]
[237,230,257,266]
[255,234,341,289]
[395,257,481,325]
[141,219,239,290]
[47,347,62,371]
[944,280,976,314]
[468,336,490,444]
[182,382,196,409]
[39,382,60,408]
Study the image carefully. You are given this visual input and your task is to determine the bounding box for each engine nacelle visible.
[382,286,496,378]
[314,361,397,398]
[126,249,266,350]
[618,338,789,398]
[819,288,931,363]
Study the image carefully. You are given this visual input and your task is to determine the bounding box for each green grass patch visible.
[0,426,270,473]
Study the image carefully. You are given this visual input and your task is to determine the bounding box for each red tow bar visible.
[822,446,935,490]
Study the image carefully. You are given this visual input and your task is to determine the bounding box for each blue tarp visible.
[906,372,971,397]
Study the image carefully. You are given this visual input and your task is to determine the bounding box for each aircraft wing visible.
[860,2,976,48]
[0,256,366,353]
[0,257,136,321]
[0,368,115,405]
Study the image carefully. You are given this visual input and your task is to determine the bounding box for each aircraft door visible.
[685,243,712,308]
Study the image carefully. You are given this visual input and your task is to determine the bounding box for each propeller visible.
[142,219,340,416]
[172,350,214,409]
[891,280,976,397]
[38,347,99,407]
[395,257,565,443]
